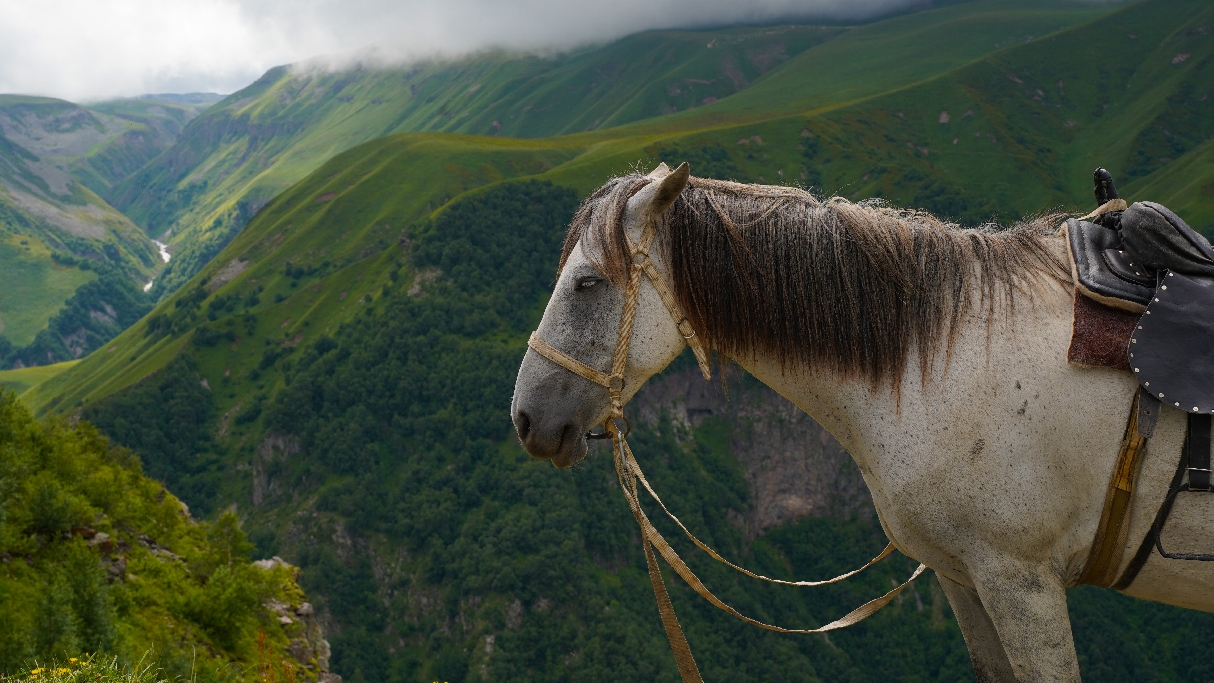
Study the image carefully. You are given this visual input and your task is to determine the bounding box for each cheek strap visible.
[527,218,711,420]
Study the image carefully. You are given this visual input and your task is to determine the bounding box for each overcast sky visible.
[0,0,928,102]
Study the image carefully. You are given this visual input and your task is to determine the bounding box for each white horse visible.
[510,163,1214,682]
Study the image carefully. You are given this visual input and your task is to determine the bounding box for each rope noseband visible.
[526,183,924,683]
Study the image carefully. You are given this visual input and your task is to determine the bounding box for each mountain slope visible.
[24,0,1214,679]
[0,95,217,368]
[110,0,1111,299]
[105,25,841,298]
[69,95,220,195]
[27,0,1209,522]
[0,96,156,274]
[0,390,335,681]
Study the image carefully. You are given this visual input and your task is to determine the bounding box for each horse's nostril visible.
[514,410,532,441]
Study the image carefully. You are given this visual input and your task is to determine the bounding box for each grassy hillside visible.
[24,0,1214,679]
[0,391,333,681]
[1123,128,1214,232]
[0,232,95,346]
[109,0,1110,298]
[0,361,77,396]
[0,94,214,367]
[70,95,219,195]
[104,26,844,297]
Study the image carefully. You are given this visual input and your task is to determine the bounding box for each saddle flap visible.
[1131,270,1214,414]
[1065,218,1153,312]
[1101,248,1154,287]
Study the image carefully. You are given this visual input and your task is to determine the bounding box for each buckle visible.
[677,319,696,339]
[587,415,631,440]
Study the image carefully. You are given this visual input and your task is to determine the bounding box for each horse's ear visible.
[646,162,672,179]
[650,162,689,216]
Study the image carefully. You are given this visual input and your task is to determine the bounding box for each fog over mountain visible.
[2,0,933,101]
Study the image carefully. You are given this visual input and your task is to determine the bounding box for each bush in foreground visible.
[0,392,329,681]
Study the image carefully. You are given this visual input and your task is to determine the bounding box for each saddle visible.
[1064,170,1213,586]
[1065,170,1214,414]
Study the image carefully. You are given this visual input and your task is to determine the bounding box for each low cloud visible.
[0,0,926,102]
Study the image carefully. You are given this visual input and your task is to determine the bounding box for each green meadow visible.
[0,360,78,395]
[0,232,94,347]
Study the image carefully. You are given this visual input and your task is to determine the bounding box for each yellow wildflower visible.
[54,668,70,675]
[69,658,78,663]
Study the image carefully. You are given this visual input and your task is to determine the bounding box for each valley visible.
[0,94,219,369]
[4,0,1214,680]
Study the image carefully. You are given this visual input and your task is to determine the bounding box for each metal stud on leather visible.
[1131,270,1214,414]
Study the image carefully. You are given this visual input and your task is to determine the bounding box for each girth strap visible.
[1079,388,1158,587]
[1114,407,1214,589]
[1189,414,1212,491]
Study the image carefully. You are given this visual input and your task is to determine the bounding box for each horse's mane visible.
[559,173,1070,386]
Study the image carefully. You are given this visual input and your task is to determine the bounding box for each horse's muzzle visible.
[512,407,587,468]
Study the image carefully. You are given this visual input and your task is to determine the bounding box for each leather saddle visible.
[1065,170,1214,415]
[1067,170,1214,579]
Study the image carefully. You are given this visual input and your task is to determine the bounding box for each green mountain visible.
[0,390,336,681]
[21,0,1214,680]
[0,95,216,368]
[109,0,1107,299]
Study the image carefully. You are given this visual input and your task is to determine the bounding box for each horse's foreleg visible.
[936,574,1017,683]
[970,561,1081,682]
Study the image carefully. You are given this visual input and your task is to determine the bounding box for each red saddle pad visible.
[1068,290,1138,372]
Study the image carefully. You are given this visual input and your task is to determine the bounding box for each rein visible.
[527,202,925,683]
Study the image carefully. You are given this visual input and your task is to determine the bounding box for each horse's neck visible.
[732,279,1080,472]
[735,356,894,460]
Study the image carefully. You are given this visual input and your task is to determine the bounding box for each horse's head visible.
[511,163,697,467]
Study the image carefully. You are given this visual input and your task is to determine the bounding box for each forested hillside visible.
[0,392,335,681]
[18,0,1214,680]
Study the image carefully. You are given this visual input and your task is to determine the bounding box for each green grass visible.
[0,233,94,347]
[24,133,581,413]
[0,360,78,395]
[6,655,170,683]
[628,0,1112,132]
[0,90,198,368]
[1123,132,1214,235]
[0,392,316,681]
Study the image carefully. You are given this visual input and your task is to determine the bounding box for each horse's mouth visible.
[550,424,587,469]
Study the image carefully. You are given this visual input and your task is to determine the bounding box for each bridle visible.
[521,171,924,683]
[526,207,712,438]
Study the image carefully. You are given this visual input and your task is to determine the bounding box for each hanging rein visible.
[526,204,925,683]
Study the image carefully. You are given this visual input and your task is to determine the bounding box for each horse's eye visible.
[577,278,600,291]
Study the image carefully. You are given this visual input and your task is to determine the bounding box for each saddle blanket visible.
[1068,290,1137,372]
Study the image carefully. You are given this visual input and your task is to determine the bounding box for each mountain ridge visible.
[110,0,1110,298]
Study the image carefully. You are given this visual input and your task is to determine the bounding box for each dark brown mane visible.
[560,173,1070,385]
